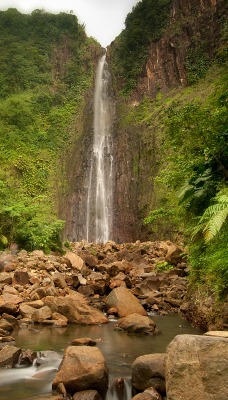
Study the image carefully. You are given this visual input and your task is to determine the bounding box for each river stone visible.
[0,344,21,368]
[43,295,109,324]
[72,390,102,400]
[116,313,158,335]
[52,346,109,396]
[166,334,228,400]
[132,354,166,394]
[106,287,147,317]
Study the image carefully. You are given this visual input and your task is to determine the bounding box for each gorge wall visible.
[108,0,226,243]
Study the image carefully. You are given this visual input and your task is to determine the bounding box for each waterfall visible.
[86,54,114,243]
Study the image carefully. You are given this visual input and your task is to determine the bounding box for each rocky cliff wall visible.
[135,0,226,99]
[110,0,227,243]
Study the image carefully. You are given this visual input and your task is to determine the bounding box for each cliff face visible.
[135,0,225,99]
[110,0,226,243]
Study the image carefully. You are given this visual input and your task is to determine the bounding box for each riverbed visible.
[0,314,201,400]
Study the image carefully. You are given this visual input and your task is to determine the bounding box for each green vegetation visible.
[109,0,227,297]
[115,64,227,297]
[110,0,171,94]
[0,8,100,252]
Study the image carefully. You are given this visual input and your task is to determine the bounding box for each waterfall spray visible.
[86,54,113,243]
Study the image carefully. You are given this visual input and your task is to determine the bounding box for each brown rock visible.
[0,297,18,315]
[12,270,29,286]
[52,346,109,396]
[53,272,67,289]
[19,303,37,318]
[65,252,84,271]
[0,318,14,333]
[31,306,52,323]
[71,337,97,346]
[106,287,147,317]
[0,345,21,368]
[0,272,12,285]
[73,390,102,400]
[132,354,166,394]
[43,295,109,324]
[166,334,228,400]
[116,313,158,335]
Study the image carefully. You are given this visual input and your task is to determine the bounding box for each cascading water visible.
[86,54,114,243]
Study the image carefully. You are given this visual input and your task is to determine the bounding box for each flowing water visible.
[0,314,201,400]
[86,54,114,243]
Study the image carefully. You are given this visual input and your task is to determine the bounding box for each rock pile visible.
[0,240,188,342]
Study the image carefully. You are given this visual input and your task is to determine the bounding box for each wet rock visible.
[73,389,102,399]
[116,313,158,335]
[166,334,228,400]
[132,354,166,395]
[52,345,109,396]
[0,344,21,368]
[106,287,147,317]
[18,349,37,366]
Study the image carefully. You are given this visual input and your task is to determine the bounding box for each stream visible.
[0,314,201,400]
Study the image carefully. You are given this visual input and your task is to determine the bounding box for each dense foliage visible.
[0,8,100,252]
[110,0,171,94]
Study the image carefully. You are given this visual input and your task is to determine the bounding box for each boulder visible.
[132,387,162,400]
[166,334,228,400]
[52,272,67,289]
[65,252,84,271]
[106,287,147,317]
[0,318,14,333]
[72,390,102,399]
[132,354,166,395]
[31,306,52,323]
[0,297,18,315]
[0,272,12,285]
[116,313,158,335]
[0,344,21,368]
[19,303,37,318]
[12,270,30,285]
[52,346,109,397]
[43,295,109,324]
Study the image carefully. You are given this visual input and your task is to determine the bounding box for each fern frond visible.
[203,207,228,242]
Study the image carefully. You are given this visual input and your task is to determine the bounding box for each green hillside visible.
[0,8,101,252]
